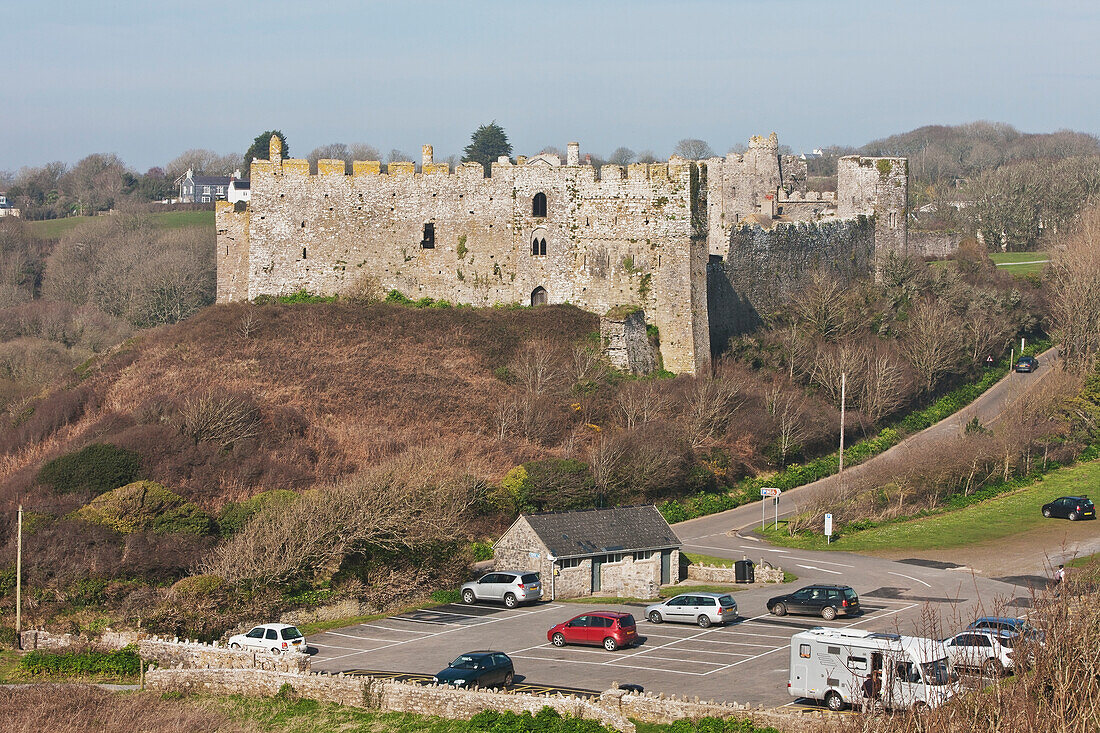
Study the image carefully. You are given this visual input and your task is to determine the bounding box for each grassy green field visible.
[990,250,1049,275]
[761,458,1100,552]
[25,210,214,239]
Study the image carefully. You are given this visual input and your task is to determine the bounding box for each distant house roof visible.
[522,506,680,559]
[230,180,250,190]
[192,175,234,186]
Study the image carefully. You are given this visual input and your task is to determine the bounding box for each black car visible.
[433,651,514,688]
[766,584,860,620]
[1041,496,1095,521]
[1014,356,1039,373]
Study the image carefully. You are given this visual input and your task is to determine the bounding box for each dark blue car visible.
[433,651,514,688]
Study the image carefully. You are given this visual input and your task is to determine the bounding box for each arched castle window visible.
[531,237,547,256]
[531,287,548,306]
[532,192,547,218]
[888,210,898,229]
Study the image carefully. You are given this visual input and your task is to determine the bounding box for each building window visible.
[605,553,625,563]
[531,287,547,306]
[201,196,210,203]
[421,222,435,248]
[302,248,307,259]
[531,237,547,256]
[634,550,653,561]
[203,186,211,195]
[559,558,582,569]
[532,192,547,217]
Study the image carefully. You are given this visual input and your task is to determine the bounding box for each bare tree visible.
[859,351,908,423]
[570,345,608,393]
[772,393,807,466]
[673,138,715,160]
[608,147,636,166]
[349,143,382,161]
[682,377,742,449]
[511,340,565,395]
[615,381,669,430]
[900,297,967,394]
[809,340,870,406]
[1049,206,1100,367]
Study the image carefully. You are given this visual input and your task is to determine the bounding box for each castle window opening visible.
[531,287,548,306]
[532,192,547,218]
[421,222,435,248]
[302,248,307,259]
[889,210,898,229]
[531,237,547,256]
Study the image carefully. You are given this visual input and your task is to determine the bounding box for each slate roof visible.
[191,175,234,186]
[522,506,680,559]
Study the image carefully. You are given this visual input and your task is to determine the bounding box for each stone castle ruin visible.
[217,134,907,374]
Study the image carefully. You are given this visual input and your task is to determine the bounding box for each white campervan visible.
[788,627,956,712]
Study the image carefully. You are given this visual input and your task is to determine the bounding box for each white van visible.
[788,627,956,712]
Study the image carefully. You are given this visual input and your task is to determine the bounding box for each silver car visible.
[944,629,1022,676]
[645,592,738,628]
[461,571,542,608]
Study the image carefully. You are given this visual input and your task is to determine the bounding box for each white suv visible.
[944,629,1020,676]
[228,623,307,654]
[461,571,542,608]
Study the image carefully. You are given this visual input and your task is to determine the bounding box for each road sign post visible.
[760,487,781,531]
[824,513,833,545]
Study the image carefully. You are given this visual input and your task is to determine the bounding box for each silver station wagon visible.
[645,592,738,627]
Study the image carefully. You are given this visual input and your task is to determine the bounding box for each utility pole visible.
[838,373,846,475]
[15,504,22,639]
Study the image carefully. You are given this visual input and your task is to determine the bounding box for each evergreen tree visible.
[463,122,512,176]
[244,130,289,170]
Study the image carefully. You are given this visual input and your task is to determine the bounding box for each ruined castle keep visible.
[217,134,907,374]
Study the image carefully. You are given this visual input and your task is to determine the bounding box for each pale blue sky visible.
[2,0,1097,172]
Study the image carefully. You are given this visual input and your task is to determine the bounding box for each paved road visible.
[676,347,1061,542]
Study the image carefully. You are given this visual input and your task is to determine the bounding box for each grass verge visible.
[659,338,1052,525]
[760,458,1100,552]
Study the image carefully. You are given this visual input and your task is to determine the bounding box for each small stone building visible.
[492,506,681,600]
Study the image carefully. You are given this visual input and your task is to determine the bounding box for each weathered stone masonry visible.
[218,135,907,373]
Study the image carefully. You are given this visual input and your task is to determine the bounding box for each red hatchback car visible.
[547,611,638,651]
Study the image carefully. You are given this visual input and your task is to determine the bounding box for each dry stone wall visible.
[139,637,309,673]
[686,562,785,584]
[146,667,634,732]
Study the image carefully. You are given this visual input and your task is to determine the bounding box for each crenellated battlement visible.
[221,133,907,375]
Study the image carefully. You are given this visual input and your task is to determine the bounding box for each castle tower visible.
[422,145,434,168]
[567,142,580,166]
[837,155,908,273]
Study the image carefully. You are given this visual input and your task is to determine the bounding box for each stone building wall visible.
[601,307,656,374]
[707,217,876,350]
[685,562,785,584]
[220,138,709,374]
[909,230,963,259]
[493,518,679,600]
[218,135,908,370]
[837,155,908,272]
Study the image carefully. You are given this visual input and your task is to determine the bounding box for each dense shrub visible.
[36,443,141,495]
[20,645,142,677]
[217,489,299,536]
[73,480,213,535]
[0,383,97,455]
[502,458,595,512]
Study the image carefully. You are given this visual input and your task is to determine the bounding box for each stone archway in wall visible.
[531,286,548,306]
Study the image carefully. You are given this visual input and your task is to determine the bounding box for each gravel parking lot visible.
[310,596,922,707]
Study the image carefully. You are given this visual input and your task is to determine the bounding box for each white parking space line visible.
[412,608,487,620]
[795,564,843,575]
[310,642,390,653]
[510,654,712,677]
[786,557,855,568]
[327,629,411,638]
[318,603,565,663]
[358,624,429,634]
[888,571,933,588]
[607,653,729,666]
